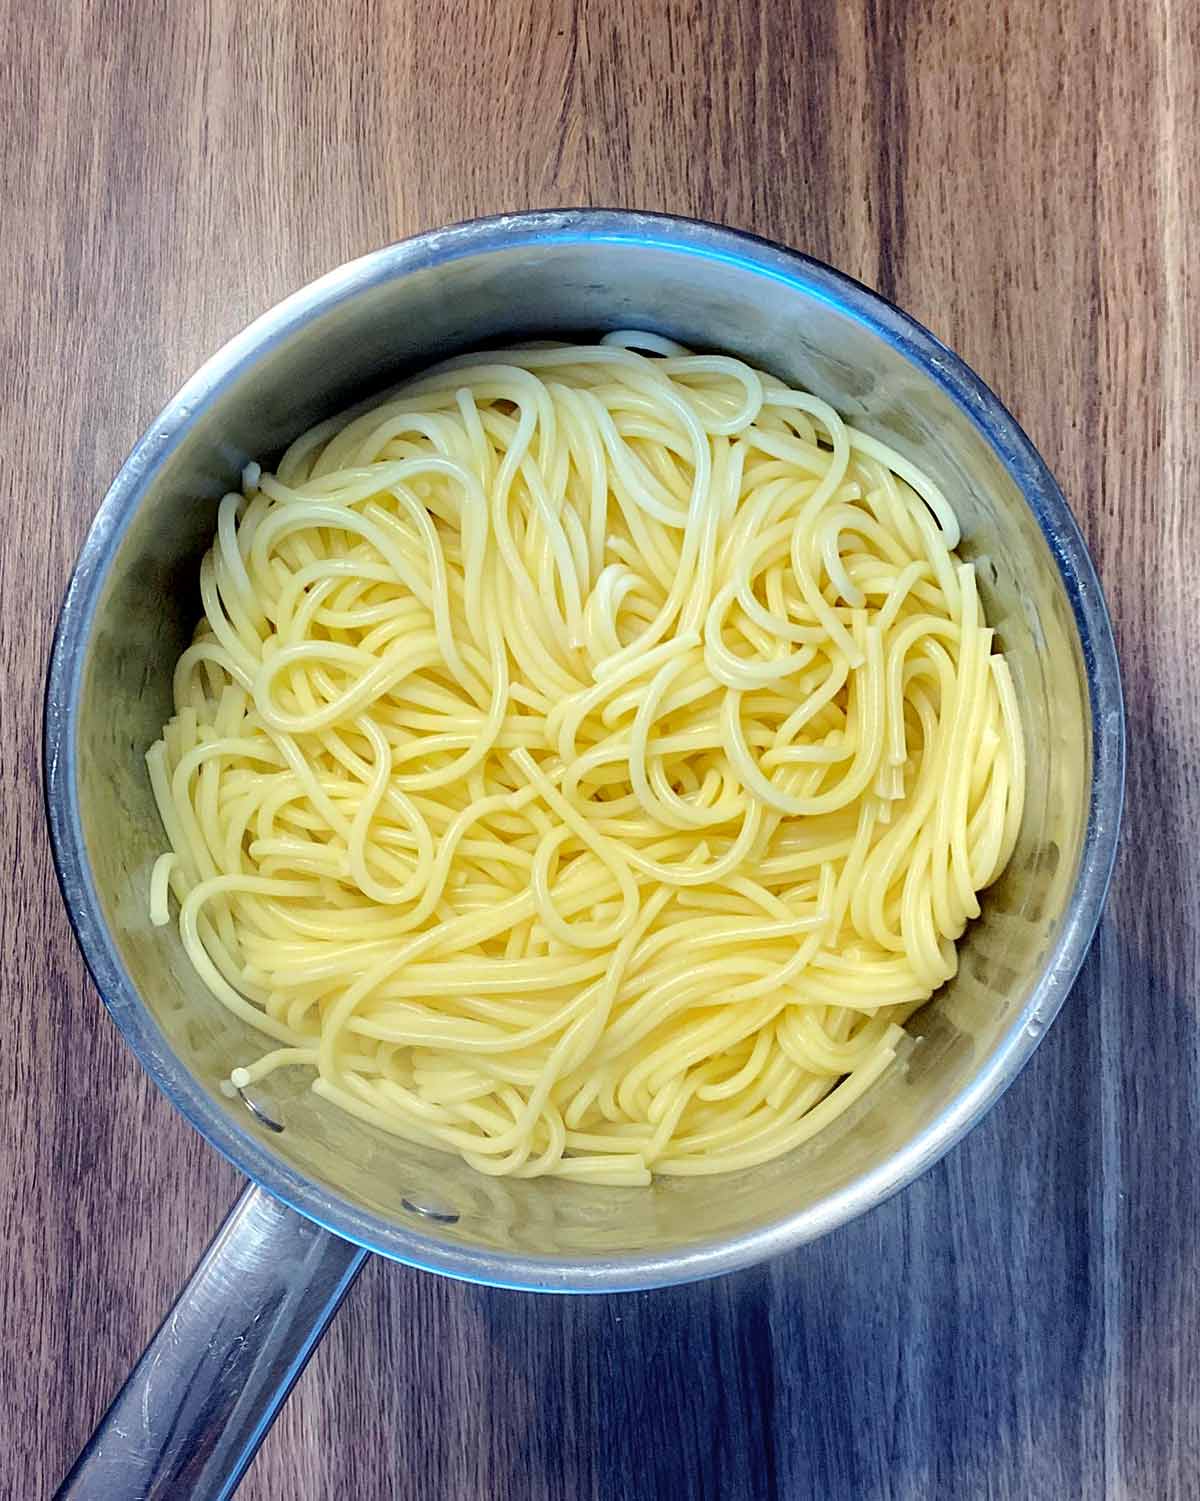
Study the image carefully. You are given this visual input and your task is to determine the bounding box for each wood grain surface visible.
[1,1,1196,1496]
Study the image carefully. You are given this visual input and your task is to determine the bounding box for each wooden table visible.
[3,2,1195,1496]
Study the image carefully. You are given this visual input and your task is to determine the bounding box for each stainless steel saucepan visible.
[43,210,1124,1499]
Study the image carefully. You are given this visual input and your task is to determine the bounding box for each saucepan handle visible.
[54,1183,369,1500]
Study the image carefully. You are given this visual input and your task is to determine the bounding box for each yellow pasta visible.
[147,334,1024,1186]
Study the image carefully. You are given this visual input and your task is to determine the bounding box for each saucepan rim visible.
[41,208,1124,1292]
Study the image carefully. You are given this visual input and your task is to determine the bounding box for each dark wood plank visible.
[0,1,1195,1497]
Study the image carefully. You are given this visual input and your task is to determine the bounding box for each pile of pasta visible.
[148,334,1024,1185]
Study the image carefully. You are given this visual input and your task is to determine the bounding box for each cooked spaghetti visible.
[147,334,1024,1185]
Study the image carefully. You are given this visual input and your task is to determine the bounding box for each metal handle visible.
[54,1184,369,1500]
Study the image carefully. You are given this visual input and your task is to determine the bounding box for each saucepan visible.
[43,210,1124,1499]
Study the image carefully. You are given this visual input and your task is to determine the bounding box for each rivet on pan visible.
[235,1084,285,1134]
[401,1196,460,1225]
